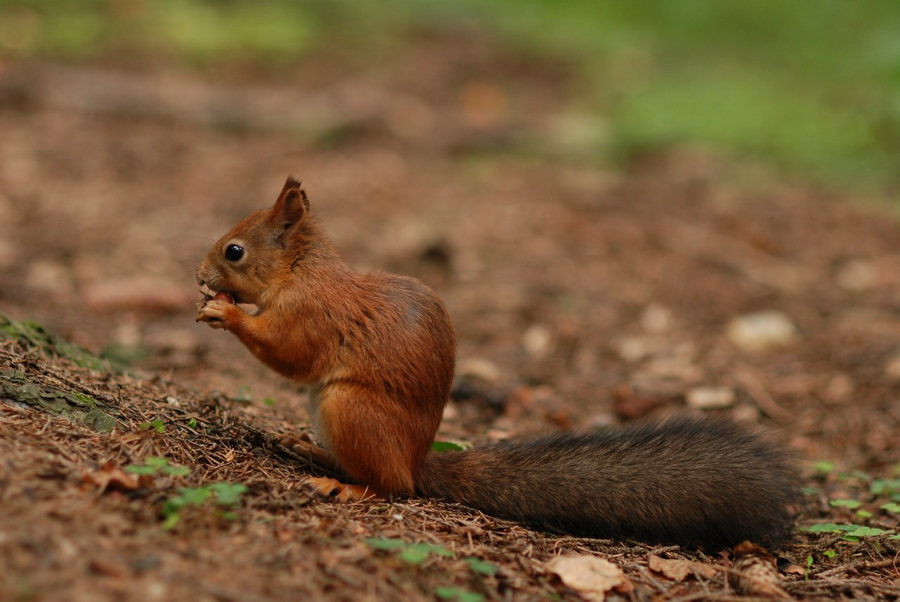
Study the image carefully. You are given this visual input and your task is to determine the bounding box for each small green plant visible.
[187,417,199,429]
[208,482,249,506]
[871,479,900,501]
[804,523,847,534]
[234,386,252,404]
[804,555,813,579]
[262,397,276,407]
[463,557,498,576]
[809,467,900,543]
[838,469,873,482]
[162,482,248,530]
[829,499,861,510]
[366,537,498,601]
[432,440,471,452]
[139,419,167,433]
[823,550,837,559]
[126,456,190,477]
[435,587,485,602]
[365,538,453,564]
[812,461,835,474]
[802,523,893,542]
[844,526,887,538]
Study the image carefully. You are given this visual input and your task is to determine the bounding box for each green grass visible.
[0,0,326,62]
[2,0,899,194]
[457,0,900,192]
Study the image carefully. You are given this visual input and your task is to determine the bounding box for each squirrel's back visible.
[417,417,799,550]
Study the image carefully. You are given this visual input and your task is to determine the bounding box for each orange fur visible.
[197,177,799,550]
[197,177,454,498]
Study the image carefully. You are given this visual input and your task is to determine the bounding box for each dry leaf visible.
[780,559,806,576]
[648,554,718,582]
[82,462,144,492]
[547,555,628,602]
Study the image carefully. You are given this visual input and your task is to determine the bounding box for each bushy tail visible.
[415,417,799,550]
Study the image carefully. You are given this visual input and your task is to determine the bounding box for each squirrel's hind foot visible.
[304,477,378,502]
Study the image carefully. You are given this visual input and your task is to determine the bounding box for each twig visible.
[734,367,793,424]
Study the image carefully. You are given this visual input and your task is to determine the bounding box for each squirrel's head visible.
[196,176,314,306]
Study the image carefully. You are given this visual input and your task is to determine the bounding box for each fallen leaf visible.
[547,555,628,602]
[88,556,129,578]
[648,554,718,582]
[83,462,146,492]
[612,384,665,419]
[779,560,806,576]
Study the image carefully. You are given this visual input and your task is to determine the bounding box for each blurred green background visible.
[2,0,899,196]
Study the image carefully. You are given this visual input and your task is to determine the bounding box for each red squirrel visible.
[196,177,799,550]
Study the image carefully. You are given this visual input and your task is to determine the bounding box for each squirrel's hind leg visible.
[280,433,381,501]
[315,383,423,497]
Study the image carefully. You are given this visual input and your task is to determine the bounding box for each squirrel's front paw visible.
[196,298,235,329]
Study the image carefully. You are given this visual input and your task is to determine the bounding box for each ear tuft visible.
[272,176,309,231]
[282,175,302,191]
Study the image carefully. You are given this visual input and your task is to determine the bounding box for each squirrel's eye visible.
[224,244,244,262]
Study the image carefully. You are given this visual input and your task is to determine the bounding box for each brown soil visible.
[1,32,899,601]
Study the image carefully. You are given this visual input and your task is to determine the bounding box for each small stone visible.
[486,428,510,442]
[0,238,15,270]
[732,404,760,422]
[640,304,673,333]
[726,311,798,352]
[522,324,553,359]
[456,357,502,383]
[885,355,900,381]
[25,260,74,299]
[441,401,459,420]
[835,259,876,293]
[686,386,736,410]
[822,374,853,405]
[614,336,653,362]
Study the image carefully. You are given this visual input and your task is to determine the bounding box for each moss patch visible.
[0,368,118,432]
[0,313,121,372]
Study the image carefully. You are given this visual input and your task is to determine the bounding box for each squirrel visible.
[196,177,800,550]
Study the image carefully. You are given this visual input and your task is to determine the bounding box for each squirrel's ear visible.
[271,176,310,232]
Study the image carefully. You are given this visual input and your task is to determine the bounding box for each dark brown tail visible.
[416,417,799,550]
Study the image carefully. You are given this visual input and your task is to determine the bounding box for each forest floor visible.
[1,28,899,601]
